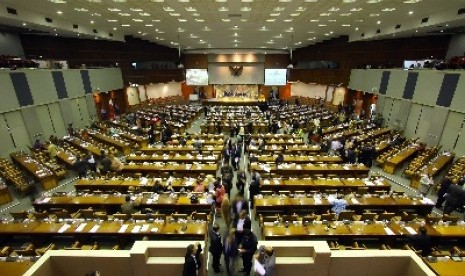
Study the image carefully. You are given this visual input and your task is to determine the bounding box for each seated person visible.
[275,153,284,165]
[331,195,347,215]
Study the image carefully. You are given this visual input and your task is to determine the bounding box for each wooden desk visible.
[63,137,103,157]
[250,163,370,178]
[33,194,212,214]
[260,177,390,192]
[122,163,218,175]
[10,153,58,191]
[0,261,34,276]
[256,155,342,164]
[424,258,465,276]
[384,147,418,174]
[0,186,13,205]
[75,177,206,192]
[254,195,434,216]
[248,145,321,155]
[88,132,132,155]
[140,145,224,155]
[126,154,220,164]
[410,153,455,189]
[0,220,206,240]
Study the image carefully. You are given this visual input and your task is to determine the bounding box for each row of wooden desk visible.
[256,155,342,164]
[122,163,217,175]
[33,194,212,214]
[250,163,370,177]
[0,219,207,240]
[254,194,434,216]
[262,220,465,241]
[126,154,220,164]
[9,153,58,191]
[260,177,391,192]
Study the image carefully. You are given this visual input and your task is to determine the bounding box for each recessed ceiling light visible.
[329,7,340,12]
[90,20,94,24]
[320,13,331,16]
[343,0,356,3]
[318,24,327,27]
[279,0,292,2]
[367,0,382,3]
[304,0,318,2]
[121,24,130,27]
[377,20,381,24]
[404,0,422,3]
[409,11,414,15]
[283,19,293,22]
[118,13,131,16]
[219,7,229,11]
[342,24,351,26]
[145,24,153,26]
[290,13,300,17]
[215,0,227,2]
[170,13,180,16]
[266,19,276,22]
[350,8,363,12]
[340,13,351,16]
[74,8,88,12]
[355,27,359,30]
[274,7,285,12]
[241,7,252,12]
[108,8,121,12]
[113,0,127,2]
[178,0,190,2]
[329,19,337,22]
[296,7,306,12]
[132,19,143,22]
[57,11,63,14]
[310,19,319,22]
[22,22,26,26]
[381,8,396,12]
[140,13,151,16]
[113,27,117,30]
[130,8,143,12]
[270,13,280,16]
[195,19,205,22]
[178,19,187,22]
[87,0,101,2]
[242,0,254,2]
[152,19,161,22]
[151,0,164,2]
[222,19,231,22]
[241,19,248,22]
[185,7,197,12]
[49,0,67,3]
[108,19,118,22]
[370,13,380,17]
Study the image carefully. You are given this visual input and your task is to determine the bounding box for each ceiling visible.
[1,0,465,52]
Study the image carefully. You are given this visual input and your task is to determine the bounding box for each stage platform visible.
[202,97,265,106]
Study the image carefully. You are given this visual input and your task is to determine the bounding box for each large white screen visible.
[186,69,208,85]
[265,69,287,86]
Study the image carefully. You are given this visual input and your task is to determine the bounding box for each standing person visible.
[215,181,226,211]
[232,143,242,171]
[233,210,251,245]
[444,183,465,214]
[436,177,453,208]
[254,245,276,276]
[232,193,249,221]
[86,151,97,172]
[73,155,88,178]
[99,150,111,175]
[209,224,223,273]
[221,195,232,229]
[239,229,258,275]
[236,170,247,195]
[223,230,238,275]
[249,169,261,209]
[221,162,234,194]
[148,125,155,145]
[407,226,432,257]
[183,243,203,276]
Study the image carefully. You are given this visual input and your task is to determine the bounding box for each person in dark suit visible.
[238,229,258,275]
[100,150,111,174]
[444,183,465,214]
[275,153,284,165]
[148,125,155,145]
[73,155,88,178]
[407,226,432,257]
[232,193,249,221]
[120,195,137,215]
[183,242,203,276]
[233,210,251,245]
[231,143,242,171]
[436,177,453,208]
[236,170,247,195]
[223,230,238,275]
[209,224,223,273]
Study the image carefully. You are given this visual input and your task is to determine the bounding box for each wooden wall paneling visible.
[264,54,288,68]
[404,103,422,138]
[0,115,16,157]
[47,102,67,137]
[20,107,42,144]
[0,73,20,112]
[439,111,465,152]
[184,54,208,69]
[4,111,30,152]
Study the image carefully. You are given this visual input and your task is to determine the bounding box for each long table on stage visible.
[202,97,265,106]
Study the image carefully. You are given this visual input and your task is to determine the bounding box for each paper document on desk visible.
[118,224,129,233]
[75,223,87,232]
[314,198,322,205]
[89,225,100,233]
[384,227,395,235]
[41,198,51,203]
[199,198,207,204]
[404,227,417,235]
[351,198,360,205]
[146,199,153,204]
[141,224,150,232]
[421,198,434,205]
[58,224,71,233]
[139,178,148,185]
[131,225,141,233]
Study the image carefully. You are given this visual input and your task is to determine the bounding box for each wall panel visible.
[412,71,443,106]
[77,97,91,127]
[0,115,16,157]
[27,70,58,104]
[439,111,464,151]
[85,94,97,120]
[386,70,408,99]
[404,103,422,138]
[20,107,42,144]
[48,103,66,137]
[454,127,465,157]
[36,105,57,141]
[63,70,85,98]
[416,105,434,142]
[0,73,20,112]
[450,74,465,113]
[4,111,30,152]
[381,97,394,126]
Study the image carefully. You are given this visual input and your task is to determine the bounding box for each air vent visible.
[73,24,78,29]
[361,33,365,37]
[109,33,113,37]
[395,24,401,29]
[376,29,381,33]
[421,17,429,23]
[93,29,98,33]
[458,8,465,15]
[7,7,17,15]
[228,13,242,18]
[45,17,53,23]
